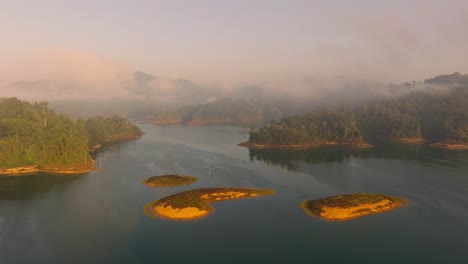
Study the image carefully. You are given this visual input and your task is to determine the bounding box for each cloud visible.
[0,49,130,100]
[123,70,221,102]
[0,49,226,103]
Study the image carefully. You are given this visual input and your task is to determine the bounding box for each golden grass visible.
[301,193,406,221]
[144,187,275,220]
[142,175,198,187]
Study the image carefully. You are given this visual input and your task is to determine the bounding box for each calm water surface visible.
[1,124,467,263]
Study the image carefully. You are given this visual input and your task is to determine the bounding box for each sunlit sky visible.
[1,0,468,89]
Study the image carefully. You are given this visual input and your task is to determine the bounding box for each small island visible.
[144,187,275,220]
[142,175,198,187]
[300,193,406,221]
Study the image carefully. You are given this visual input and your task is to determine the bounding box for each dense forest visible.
[85,115,143,148]
[0,97,142,170]
[246,73,468,147]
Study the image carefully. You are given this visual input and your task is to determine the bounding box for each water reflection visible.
[0,174,82,200]
[249,141,468,170]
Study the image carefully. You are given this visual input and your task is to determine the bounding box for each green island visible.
[301,193,406,221]
[0,97,143,176]
[144,187,275,220]
[242,73,468,150]
[142,175,198,187]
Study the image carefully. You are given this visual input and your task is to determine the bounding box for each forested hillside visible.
[86,115,143,148]
[0,98,142,172]
[245,74,468,149]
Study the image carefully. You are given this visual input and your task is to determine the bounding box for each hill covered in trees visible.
[0,98,142,175]
[85,115,143,149]
[243,73,468,150]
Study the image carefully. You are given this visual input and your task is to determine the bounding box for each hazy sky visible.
[1,0,468,97]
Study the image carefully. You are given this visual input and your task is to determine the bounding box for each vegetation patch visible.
[301,193,406,221]
[144,187,275,220]
[142,175,198,187]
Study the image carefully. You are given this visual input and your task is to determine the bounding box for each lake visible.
[1,124,467,263]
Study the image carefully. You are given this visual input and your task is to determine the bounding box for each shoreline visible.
[91,133,144,151]
[241,138,468,151]
[100,133,144,142]
[430,140,468,150]
[0,161,96,176]
[1,133,144,176]
[373,137,426,144]
[185,119,234,126]
[239,140,373,150]
[150,120,182,125]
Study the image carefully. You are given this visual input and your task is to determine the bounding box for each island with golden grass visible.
[142,175,198,187]
[300,193,406,221]
[0,161,96,176]
[144,187,275,220]
[430,140,468,150]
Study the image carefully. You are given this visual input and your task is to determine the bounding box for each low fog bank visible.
[38,72,468,120]
[3,50,467,119]
[1,48,465,118]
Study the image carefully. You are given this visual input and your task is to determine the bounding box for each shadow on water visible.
[0,174,83,200]
[249,140,468,170]
[0,139,140,201]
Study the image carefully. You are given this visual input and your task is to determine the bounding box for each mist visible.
[1,1,468,116]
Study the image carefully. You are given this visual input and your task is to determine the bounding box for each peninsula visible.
[0,97,142,176]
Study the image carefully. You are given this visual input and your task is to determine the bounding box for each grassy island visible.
[301,193,406,221]
[144,187,275,220]
[142,175,198,187]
